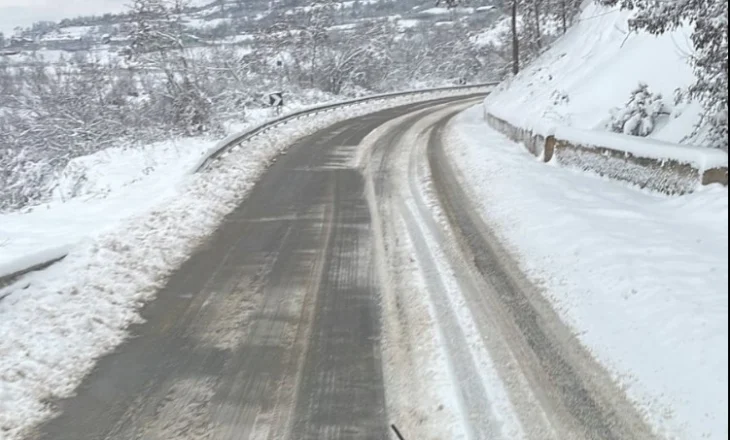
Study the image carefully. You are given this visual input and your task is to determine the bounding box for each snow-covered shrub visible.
[609,83,666,136]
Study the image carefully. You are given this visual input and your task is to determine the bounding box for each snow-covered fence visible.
[483,108,728,195]
[0,83,496,290]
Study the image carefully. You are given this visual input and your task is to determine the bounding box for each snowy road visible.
[26,96,656,440]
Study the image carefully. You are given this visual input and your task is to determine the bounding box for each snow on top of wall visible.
[555,126,729,170]
[485,3,704,147]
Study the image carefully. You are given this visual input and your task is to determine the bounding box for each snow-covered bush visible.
[609,83,666,136]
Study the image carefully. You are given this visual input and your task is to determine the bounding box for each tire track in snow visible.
[428,108,661,440]
[364,100,523,440]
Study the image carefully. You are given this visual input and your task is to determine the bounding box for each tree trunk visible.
[534,0,542,49]
[561,0,568,34]
[310,42,317,87]
[511,0,519,75]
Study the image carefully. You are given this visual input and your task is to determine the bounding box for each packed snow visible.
[484,2,708,146]
[447,105,728,440]
[362,105,527,440]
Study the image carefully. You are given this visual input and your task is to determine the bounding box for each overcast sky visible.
[0,0,128,35]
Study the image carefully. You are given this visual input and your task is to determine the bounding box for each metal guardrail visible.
[0,83,496,290]
[195,82,497,172]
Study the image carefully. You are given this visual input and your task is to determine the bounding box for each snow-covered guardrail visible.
[0,83,496,290]
[484,108,728,195]
[195,83,496,172]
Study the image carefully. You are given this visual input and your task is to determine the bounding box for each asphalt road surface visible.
[28,95,657,440]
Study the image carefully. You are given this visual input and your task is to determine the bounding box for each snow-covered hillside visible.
[485,2,709,147]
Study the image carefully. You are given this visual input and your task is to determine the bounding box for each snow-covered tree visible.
[319,20,395,94]
[551,0,582,34]
[126,0,213,134]
[609,83,667,136]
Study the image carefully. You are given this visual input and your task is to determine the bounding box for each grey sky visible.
[0,0,128,35]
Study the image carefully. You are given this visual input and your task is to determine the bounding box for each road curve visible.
[26,95,657,440]
[26,96,478,440]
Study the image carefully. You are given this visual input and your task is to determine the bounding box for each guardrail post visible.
[544,135,556,162]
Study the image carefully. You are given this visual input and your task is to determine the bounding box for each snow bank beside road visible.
[447,106,728,440]
[0,138,212,280]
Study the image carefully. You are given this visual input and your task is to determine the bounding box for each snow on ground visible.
[185,17,231,29]
[39,26,96,42]
[0,138,213,279]
[447,105,728,440]
[419,7,452,15]
[485,2,704,145]
[0,88,488,439]
[328,23,358,32]
[224,33,255,43]
[0,47,118,65]
[395,18,421,30]
[188,0,215,6]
